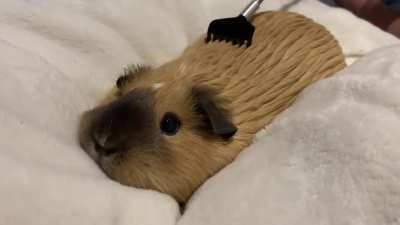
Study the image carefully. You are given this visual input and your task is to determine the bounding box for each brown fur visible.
[79,12,346,203]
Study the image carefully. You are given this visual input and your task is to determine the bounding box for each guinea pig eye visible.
[160,112,181,136]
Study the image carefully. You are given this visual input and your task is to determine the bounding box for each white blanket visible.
[0,0,399,225]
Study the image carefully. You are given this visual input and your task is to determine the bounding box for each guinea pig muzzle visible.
[80,88,156,162]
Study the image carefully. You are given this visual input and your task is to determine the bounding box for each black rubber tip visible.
[206,15,255,47]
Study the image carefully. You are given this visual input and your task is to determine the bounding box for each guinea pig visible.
[78,11,346,204]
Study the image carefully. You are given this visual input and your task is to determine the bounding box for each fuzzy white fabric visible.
[0,0,399,225]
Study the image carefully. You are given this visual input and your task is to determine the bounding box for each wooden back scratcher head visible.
[179,11,346,151]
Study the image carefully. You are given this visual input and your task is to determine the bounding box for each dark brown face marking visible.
[90,88,160,155]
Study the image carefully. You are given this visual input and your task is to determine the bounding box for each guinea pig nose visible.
[91,132,119,156]
[92,131,108,148]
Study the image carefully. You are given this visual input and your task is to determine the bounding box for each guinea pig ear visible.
[192,87,237,139]
[116,64,151,89]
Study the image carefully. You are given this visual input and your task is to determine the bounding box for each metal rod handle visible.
[240,0,264,20]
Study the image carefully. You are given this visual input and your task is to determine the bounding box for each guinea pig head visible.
[79,66,237,203]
